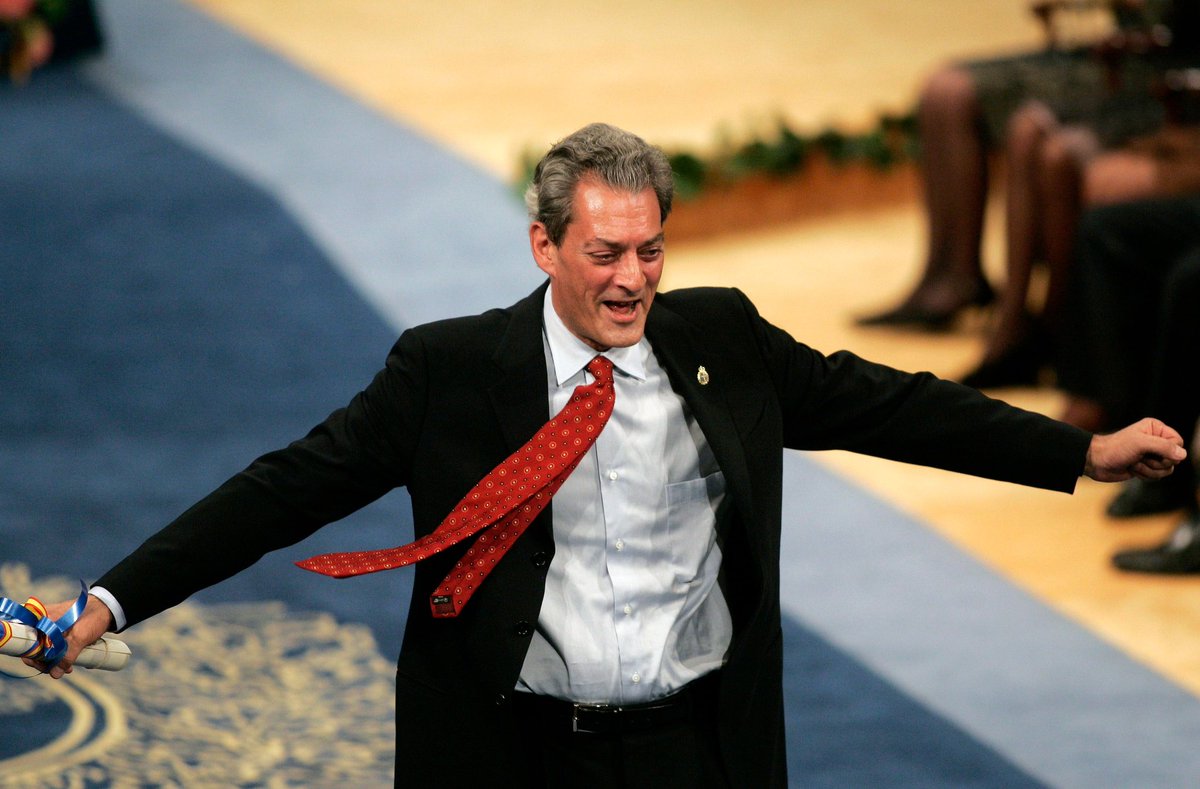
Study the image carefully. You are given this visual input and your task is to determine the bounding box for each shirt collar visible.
[543,286,648,385]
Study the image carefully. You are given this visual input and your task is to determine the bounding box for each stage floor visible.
[189,0,1200,696]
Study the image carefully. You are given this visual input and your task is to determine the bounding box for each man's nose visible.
[613,253,645,291]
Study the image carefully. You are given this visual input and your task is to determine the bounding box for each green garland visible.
[515,111,919,202]
[2,0,75,82]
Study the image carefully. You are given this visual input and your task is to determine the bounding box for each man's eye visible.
[639,248,663,261]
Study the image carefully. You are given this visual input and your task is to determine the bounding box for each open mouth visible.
[603,299,640,319]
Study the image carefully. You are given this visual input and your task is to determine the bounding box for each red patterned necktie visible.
[297,355,615,618]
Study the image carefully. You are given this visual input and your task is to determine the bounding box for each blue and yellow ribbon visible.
[0,583,89,668]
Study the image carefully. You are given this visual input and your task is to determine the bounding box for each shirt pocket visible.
[663,470,726,586]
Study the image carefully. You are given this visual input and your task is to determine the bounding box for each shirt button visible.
[623,604,632,616]
[514,620,532,637]
[631,672,641,684]
[614,539,625,552]
[608,470,619,481]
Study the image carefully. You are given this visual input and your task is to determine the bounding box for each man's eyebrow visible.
[588,233,665,249]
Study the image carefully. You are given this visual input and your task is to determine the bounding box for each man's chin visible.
[598,322,646,349]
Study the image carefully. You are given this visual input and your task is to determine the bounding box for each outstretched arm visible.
[1084,418,1188,482]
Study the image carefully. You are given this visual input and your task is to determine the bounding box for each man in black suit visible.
[36,123,1187,787]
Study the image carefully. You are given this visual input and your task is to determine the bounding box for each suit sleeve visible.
[94,329,431,629]
[735,290,1092,492]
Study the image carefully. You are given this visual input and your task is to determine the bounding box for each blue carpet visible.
[783,616,1045,788]
[0,62,1053,787]
[1,66,415,658]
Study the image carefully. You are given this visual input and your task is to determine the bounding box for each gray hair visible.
[524,123,674,245]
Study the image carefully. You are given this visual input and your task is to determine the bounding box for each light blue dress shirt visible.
[516,288,731,704]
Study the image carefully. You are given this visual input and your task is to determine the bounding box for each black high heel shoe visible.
[856,276,995,331]
[960,331,1048,389]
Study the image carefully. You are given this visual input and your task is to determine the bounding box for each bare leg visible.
[1034,129,1094,339]
[964,115,1102,388]
[921,66,990,293]
[961,103,1057,387]
[858,66,993,329]
[996,105,1050,352]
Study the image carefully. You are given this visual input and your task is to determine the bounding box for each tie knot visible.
[587,355,613,384]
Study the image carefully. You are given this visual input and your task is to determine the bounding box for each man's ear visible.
[530,222,556,278]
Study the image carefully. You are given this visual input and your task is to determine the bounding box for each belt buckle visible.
[572,703,617,733]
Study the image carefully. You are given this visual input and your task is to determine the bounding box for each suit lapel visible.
[487,283,553,451]
[645,301,755,530]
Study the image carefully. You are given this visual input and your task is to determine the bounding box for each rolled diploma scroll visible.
[0,620,131,671]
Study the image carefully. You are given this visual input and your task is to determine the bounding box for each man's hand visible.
[1084,418,1188,483]
[21,594,115,679]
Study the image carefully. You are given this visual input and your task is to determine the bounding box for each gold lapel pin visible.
[697,366,710,385]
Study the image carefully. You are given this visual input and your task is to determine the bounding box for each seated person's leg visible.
[1113,248,1200,574]
[859,48,1097,330]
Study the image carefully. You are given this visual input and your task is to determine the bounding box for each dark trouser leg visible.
[1140,249,1200,504]
[1148,249,1200,453]
[1057,197,1200,424]
[1110,253,1200,566]
[513,676,730,789]
[532,714,727,789]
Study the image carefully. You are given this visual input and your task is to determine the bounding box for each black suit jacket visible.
[98,284,1091,786]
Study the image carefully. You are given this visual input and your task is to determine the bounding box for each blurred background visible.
[3,1,1200,786]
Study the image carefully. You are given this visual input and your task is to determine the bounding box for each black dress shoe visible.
[1112,510,1200,574]
[1106,477,1195,519]
[856,277,994,332]
[855,302,959,331]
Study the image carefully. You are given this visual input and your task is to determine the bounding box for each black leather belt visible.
[512,672,718,735]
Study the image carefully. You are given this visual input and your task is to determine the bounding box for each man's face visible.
[530,179,664,351]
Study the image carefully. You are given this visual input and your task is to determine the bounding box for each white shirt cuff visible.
[87,585,127,632]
